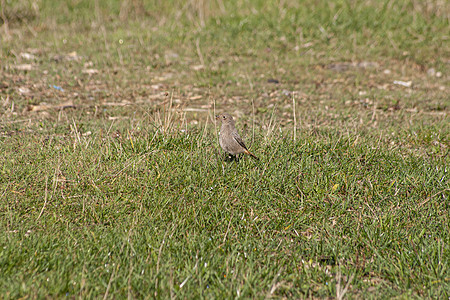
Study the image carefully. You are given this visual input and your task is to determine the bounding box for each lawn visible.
[0,0,449,298]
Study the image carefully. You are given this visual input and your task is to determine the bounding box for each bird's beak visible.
[215,115,219,120]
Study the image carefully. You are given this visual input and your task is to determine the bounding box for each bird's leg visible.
[224,153,235,162]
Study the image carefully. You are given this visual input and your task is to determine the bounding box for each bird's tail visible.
[244,149,259,160]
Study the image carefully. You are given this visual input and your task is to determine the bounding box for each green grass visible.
[1,0,449,298]
[1,124,448,298]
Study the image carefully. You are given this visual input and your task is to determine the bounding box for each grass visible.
[1,0,449,298]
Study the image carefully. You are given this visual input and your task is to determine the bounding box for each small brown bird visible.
[216,113,259,160]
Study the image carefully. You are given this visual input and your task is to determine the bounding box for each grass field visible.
[1,0,449,298]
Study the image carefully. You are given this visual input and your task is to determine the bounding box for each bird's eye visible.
[222,116,225,119]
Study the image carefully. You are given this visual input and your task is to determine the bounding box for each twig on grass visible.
[336,268,354,300]
[270,269,284,294]
[110,151,155,183]
[222,215,233,243]
[418,188,449,208]
[293,92,297,142]
[155,227,171,297]
[103,263,119,300]
[195,38,205,66]
[36,176,48,221]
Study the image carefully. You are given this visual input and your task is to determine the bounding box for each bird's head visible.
[215,113,234,124]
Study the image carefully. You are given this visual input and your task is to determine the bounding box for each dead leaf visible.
[28,100,75,112]
[393,80,412,87]
[82,69,99,75]
[20,53,37,60]
[153,73,173,81]
[183,107,209,112]
[13,64,34,71]
[67,51,82,60]
[53,51,82,62]
[190,65,205,71]
[108,116,129,120]
[17,87,31,94]
[102,100,132,106]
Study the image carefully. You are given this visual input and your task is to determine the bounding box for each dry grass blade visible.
[36,176,48,221]
[336,268,355,300]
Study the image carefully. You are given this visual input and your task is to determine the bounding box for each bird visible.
[216,113,259,161]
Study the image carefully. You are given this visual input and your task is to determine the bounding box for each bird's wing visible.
[232,131,248,150]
